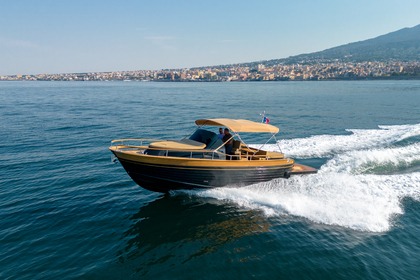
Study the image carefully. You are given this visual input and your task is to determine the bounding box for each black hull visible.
[117,158,292,193]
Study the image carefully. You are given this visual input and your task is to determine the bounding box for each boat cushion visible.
[149,139,206,150]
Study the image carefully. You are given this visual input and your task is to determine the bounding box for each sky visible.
[1,0,420,75]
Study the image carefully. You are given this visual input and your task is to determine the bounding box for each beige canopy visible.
[149,139,206,150]
[195,118,279,134]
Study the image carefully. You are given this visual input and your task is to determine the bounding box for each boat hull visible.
[115,154,294,193]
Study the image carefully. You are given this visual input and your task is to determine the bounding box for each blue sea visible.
[1,81,419,279]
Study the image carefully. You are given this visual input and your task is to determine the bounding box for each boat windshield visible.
[189,128,223,150]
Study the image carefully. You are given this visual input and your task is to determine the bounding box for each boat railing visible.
[110,138,159,149]
[110,138,285,161]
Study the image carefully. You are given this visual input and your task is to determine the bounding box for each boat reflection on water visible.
[117,194,270,273]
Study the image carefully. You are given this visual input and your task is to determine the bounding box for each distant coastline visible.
[2,60,420,82]
[3,24,419,82]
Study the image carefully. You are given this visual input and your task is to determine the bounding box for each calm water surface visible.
[0,81,419,279]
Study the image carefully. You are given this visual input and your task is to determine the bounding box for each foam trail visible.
[180,123,420,233]
[321,142,420,174]
[184,172,419,232]
[264,123,420,158]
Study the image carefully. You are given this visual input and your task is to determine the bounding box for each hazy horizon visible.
[1,0,420,75]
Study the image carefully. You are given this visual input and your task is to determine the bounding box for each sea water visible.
[0,81,419,279]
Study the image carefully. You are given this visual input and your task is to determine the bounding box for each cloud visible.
[220,39,237,43]
[0,37,42,49]
[144,35,176,50]
[135,27,150,32]
[144,36,175,41]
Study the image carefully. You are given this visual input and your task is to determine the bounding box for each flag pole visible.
[260,111,265,123]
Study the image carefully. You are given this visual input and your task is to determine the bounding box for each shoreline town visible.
[2,60,420,82]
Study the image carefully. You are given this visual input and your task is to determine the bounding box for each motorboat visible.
[109,118,316,192]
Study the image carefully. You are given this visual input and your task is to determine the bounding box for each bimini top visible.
[195,118,279,134]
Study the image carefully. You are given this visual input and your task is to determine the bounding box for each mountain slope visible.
[259,24,420,66]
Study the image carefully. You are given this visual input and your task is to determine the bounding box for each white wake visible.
[269,123,420,158]
[320,142,420,174]
[185,172,419,232]
[181,124,420,232]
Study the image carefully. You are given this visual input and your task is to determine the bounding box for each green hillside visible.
[291,24,420,63]
[235,24,420,68]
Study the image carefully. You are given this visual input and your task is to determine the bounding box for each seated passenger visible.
[223,128,233,159]
[218,128,224,139]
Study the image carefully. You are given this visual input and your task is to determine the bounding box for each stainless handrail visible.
[110,138,283,161]
[111,138,161,147]
[111,138,224,159]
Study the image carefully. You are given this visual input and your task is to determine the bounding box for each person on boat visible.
[223,128,233,159]
[218,128,224,139]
